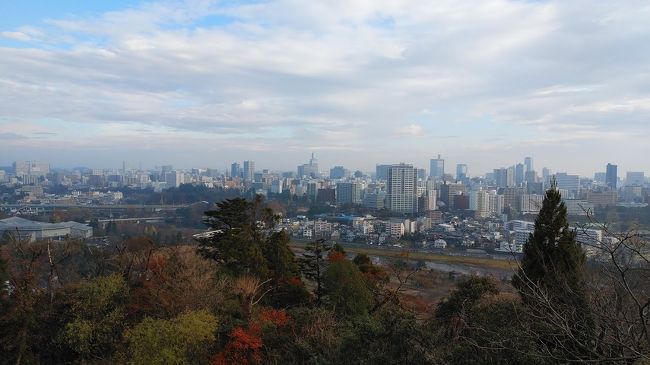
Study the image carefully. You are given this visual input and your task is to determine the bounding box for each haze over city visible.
[1,0,650,175]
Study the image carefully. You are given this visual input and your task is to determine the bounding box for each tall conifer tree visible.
[513,179,595,360]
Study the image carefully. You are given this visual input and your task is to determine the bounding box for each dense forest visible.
[1,187,649,364]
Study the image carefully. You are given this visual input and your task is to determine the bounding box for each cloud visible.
[0,132,27,140]
[396,123,425,137]
[0,0,649,174]
[0,31,32,41]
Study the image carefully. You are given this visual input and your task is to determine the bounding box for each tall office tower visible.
[439,182,465,210]
[503,187,525,211]
[554,172,580,197]
[507,166,516,187]
[309,152,318,171]
[306,181,320,200]
[161,165,173,178]
[524,157,533,173]
[13,161,29,176]
[387,164,418,214]
[456,164,468,182]
[494,167,515,188]
[165,170,183,188]
[329,166,350,179]
[13,161,50,177]
[206,168,219,178]
[626,171,645,186]
[375,164,391,180]
[542,168,551,184]
[363,191,386,209]
[422,188,437,211]
[230,162,241,178]
[243,160,255,181]
[336,182,362,205]
[494,168,507,188]
[471,189,493,218]
[606,163,618,190]
[270,180,283,194]
[429,155,445,179]
[490,193,505,216]
[525,170,537,184]
[515,163,525,186]
[297,153,319,178]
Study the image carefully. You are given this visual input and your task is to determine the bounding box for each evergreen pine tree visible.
[198,197,269,277]
[299,239,331,306]
[512,179,595,360]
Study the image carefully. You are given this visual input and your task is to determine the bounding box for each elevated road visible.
[1,204,189,211]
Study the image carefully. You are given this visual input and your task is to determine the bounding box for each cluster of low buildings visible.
[2,187,124,206]
[276,214,610,257]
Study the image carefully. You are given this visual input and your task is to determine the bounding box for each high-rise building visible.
[524,157,533,173]
[586,190,618,207]
[387,164,418,214]
[13,161,50,177]
[317,188,336,203]
[440,182,465,210]
[298,153,319,178]
[520,194,545,214]
[502,187,524,211]
[542,168,551,187]
[336,182,362,205]
[554,172,580,197]
[525,170,537,184]
[306,181,319,200]
[429,155,445,179]
[507,166,516,187]
[165,170,183,188]
[494,168,506,188]
[494,167,514,188]
[329,166,350,179]
[363,192,386,209]
[230,163,241,178]
[626,171,645,186]
[515,163,525,186]
[161,165,173,176]
[309,152,318,168]
[606,163,618,190]
[456,164,468,183]
[594,172,606,184]
[270,180,283,194]
[375,164,391,180]
[422,188,437,211]
[243,161,255,181]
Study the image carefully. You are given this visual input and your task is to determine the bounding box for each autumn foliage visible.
[212,308,290,365]
[327,251,345,262]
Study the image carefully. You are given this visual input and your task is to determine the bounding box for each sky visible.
[1,0,649,177]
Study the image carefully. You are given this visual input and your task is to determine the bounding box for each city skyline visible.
[1,1,650,175]
[1,156,646,181]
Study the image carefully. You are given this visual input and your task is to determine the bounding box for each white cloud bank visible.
[0,0,649,175]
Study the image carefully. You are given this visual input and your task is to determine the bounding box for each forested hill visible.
[1,193,648,364]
